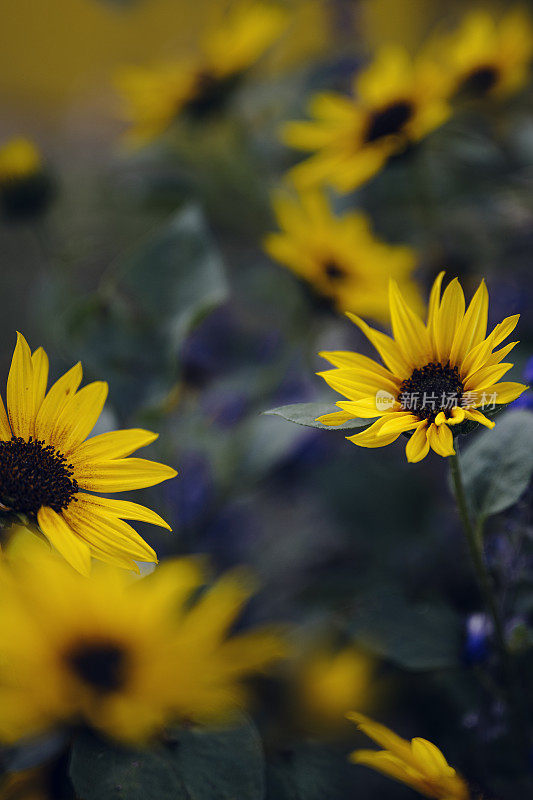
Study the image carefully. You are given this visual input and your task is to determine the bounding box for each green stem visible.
[449,449,531,764]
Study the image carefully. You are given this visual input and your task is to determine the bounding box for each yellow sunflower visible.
[0,333,177,574]
[0,534,284,744]
[281,44,450,193]
[348,712,470,800]
[439,7,533,101]
[116,0,287,147]
[0,138,52,220]
[263,186,422,323]
[317,273,526,463]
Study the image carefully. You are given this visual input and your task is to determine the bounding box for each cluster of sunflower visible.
[267,6,533,321]
[2,2,533,799]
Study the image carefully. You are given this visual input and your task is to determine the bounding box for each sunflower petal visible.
[34,363,83,443]
[449,280,488,366]
[405,421,430,463]
[7,332,34,439]
[36,507,91,576]
[346,416,403,447]
[427,422,455,457]
[75,458,178,492]
[71,493,172,530]
[434,278,465,363]
[69,429,158,464]
[389,281,432,367]
[52,381,108,454]
[346,313,411,378]
[31,347,49,415]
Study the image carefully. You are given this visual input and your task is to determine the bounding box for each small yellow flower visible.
[348,713,470,800]
[264,186,422,323]
[117,0,287,147]
[0,139,52,220]
[0,333,177,574]
[0,534,285,744]
[439,7,533,101]
[0,138,41,182]
[317,273,526,462]
[295,645,376,734]
[281,45,450,193]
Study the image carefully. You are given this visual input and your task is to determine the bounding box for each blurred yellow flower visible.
[317,272,526,462]
[281,45,450,193]
[116,0,287,147]
[264,186,422,323]
[0,139,53,220]
[0,535,285,744]
[0,139,41,183]
[348,712,470,799]
[438,7,533,100]
[0,332,177,574]
[0,764,55,800]
[295,645,376,734]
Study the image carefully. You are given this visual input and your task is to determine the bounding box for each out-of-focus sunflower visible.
[116,0,287,147]
[437,7,533,101]
[0,534,285,744]
[281,45,450,193]
[0,139,53,220]
[317,272,526,463]
[293,644,377,735]
[0,333,177,574]
[263,186,422,323]
[348,712,470,800]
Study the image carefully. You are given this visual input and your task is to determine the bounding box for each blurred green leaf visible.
[460,410,533,520]
[56,205,228,416]
[69,716,264,800]
[264,403,372,431]
[266,743,356,800]
[348,590,461,670]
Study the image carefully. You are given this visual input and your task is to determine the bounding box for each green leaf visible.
[69,732,186,800]
[69,717,265,800]
[264,403,372,431]
[55,205,228,416]
[266,743,356,800]
[460,410,533,519]
[169,716,265,800]
[348,590,461,670]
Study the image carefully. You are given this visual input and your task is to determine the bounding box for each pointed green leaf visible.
[264,403,372,431]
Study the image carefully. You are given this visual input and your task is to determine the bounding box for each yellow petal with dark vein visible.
[75,458,177,492]
[51,381,108,455]
[434,278,465,363]
[389,280,432,367]
[31,347,49,415]
[346,313,411,378]
[7,333,34,439]
[62,504,157,563]
[0,395,11,441]
[37,507,91,576]
[73,493,172,530]
[34,363,83,443]
[405,422,430,463]
[70,429,159,465]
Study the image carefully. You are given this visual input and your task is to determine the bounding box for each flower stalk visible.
[449,448,531,766]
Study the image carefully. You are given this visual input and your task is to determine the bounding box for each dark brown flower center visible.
[459,65,500,97]
[364,101,414,144]
[323,260,347,282]
[398,362,464,422]
[0,436,78,518]
[184,70,241,118]
[66,641,128,693]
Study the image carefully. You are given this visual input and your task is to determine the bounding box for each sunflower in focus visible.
[0,333,177,574]
[348,712,470,799]
[317,273,526,462]
[281,45,450,193]
[117,0,287,147]
[264,186,422,323]
[0,535,284,744]
[439,7,533,101]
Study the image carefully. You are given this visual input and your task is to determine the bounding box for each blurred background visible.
[2,1,533,797]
